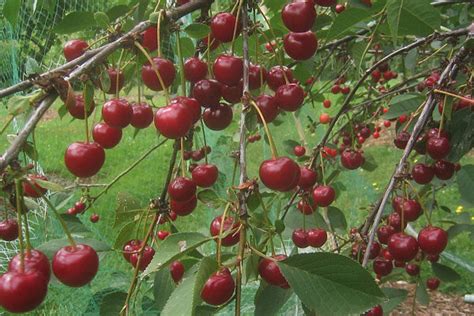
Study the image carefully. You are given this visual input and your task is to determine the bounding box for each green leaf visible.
[447,109,474,162]
[282,139,300,156]
[94,12,110,29]
[327,206,347,232]
[60,214,90,235]
[143,232,212,276]
[431,262,461,282]
[380,287,408,313]
[278,253,385,316]
[361,153,378,172]
[114,221,140,248]
[383,94,423,119]
[179,37,195,58]
[7,95,31,116]
[457,164,474,205]
[114,192,142,228]
[153,267,176,312]
[33,178,64,192]
[197,189,224,208]
[106,5,130,20]
[255,283,293,316]
[25,57,41,75]
[447,223,474,239]
[53,12,95,34]
[404,49,418,73]
[3,0,21,27]
[37,237,110,259]
[99,291,127,316]
[184,23,210,39]
[84,81,95,112]
[415,279,429,305]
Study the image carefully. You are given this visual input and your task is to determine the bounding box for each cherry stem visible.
[22,212,32,252]
[292,113,307,147]
[248,244,276,262]
[136,55,142,105]
[175,30,187,96]
[319,150,326,185]
[438,94,448,137]
[249,99,278,159]
[82,87,90,143]
[180,138,186,177]
[116,49,125,99]
[404,179,432,226]
[255,4,284,66]
[206,34,213,76]
[200,119,209,164]
[156,10,163,58]
[216,203,231,267]
[14,179,25,271]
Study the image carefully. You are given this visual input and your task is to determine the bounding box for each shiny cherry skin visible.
[154,102,194,139]
[184,57,208,83]
[340,149,364,170]
[193,79,222,108]
[170,195,197,216]
[283,31,318,61]
[64,142,105,178]
[210,12,240,43]
[104,68,124,94]
[8,249,51,281]
[405,263,420,276]
[130,102,154,129]
[426,277,440,290]
[23,174,48,198]
[213,54,243,86]
[297,199,316,214]
[267,66,294,91]
[130,245,155,271]
[157,230,170,240]
[52,244,99,287]
[388,212,407,232]
[89,213,100,223]
[210,216,240,247]
[92,122,122,149]
[433,160,455,180]
[366,305,383,316]
[312,185,336,207]
[170,96,201,124]
[426,136,450,160]
[281,1,316,32]
[256,94,279,123]
[67,94,95,120]
[276,83,305,112]
[168,177,196,202]
[418,226,448,255]
[102,98,132,128]
[377,225,396,244]
[294,145,306,157]
[63,39,88,61]
[203,104,233,130]
[314,0,336,6]
[411,163,435,184]
[335,4,346,13]
[373,258,393,277]
[0,271,48,313]
[292,229,309,248]
[306,228,327,247]
[141,57,176,91]
[394,131,411,149]
[258,255,289,289]
[200,268,235,305]
[395,198,422,222]
[221,81,243,104]
[192,164,218,188]
[122,239,141,262]
[298,166,317,190]
[141,27,157,51]
[170,260,185,283]
[352,242,380,261]
[0,219,18,241]
[387,233,419,262]
[259,157,300,192]
[249,64,267,90]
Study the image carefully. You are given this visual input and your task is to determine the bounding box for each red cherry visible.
[276,83,305,112]
[335,4,345,13]
[92,122,122,149]
[256,94,279,123]
[170,260,185,283]
[298,166,317,190]
[267,66,294,91]
[426,128,449,140]
[221,82,243,104]
[331,84,341,94]
[122,239,141,262]
[258,255,289,289]
[292,229,309,248]
[63,39,88,61]
[312,185,336,207]
[8,250,50,280]
[170,96,201,124]
[141,57,176,91]
[387,212,406,232]
[130,102,154,129]
[154,103,194,139]
[203,103,233,130]
[249,64,267,90]
[319,113,330,124]
[383,120,391,128]
[405,263,420,276]
[104,68,124,95]
[297,199,316,214]
[387,233,419,262]
[141,27,157,51]
[426,136,450,160]
[168,177,196,202]
[191,150,205,162]
[210,216,240,247]
[75,201,86,213]
[293,145,306,157]
[210,12,240,43]
[418,226,448,255]
[130,245,155,271]
[102,98,132,128]
[411,163,435,184]
[259,157,300,192]
[306,228,327,247]
[323,99,331,108]
[201,268,235,305]
[377,225,396,244]
[373,132,380,139]
[283,31,317,61]
[0,219,18,241]
[394,131,411,149]
[394,199,422,222]
[184,57,208,83]
[22,174,48,198]
[193,79,222,107]
[192,164,218,188]
[52,244,99,287]
[433,160,455,180]
[371,70,381,82]
[373,258,393,277]
[314,0,336,6]
[170,195,197,216]
[341,86,351,94]
[381,249,394,261]
[426,277,440,290]
[90,213,100,223]
[157,230,170,240]
[394,260,406,268]
[365,305,383,316]
[67,94,95,119]
[281,1,316,32]
[427,254,440,262]
[0,271,48,313]
[352,242,381,260]
[340,149,364,170]
[213,54,243,86]
[64,142,105,178]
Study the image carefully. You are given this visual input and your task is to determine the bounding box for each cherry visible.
[168,177,196,202]
[52,244,99,287]
[170,96,201,124]
[312,185,336,207]
[170,260,185,283]
[294,145,306,157]
[411,163,435,184]
[157,230,170,240]
[104,68,124,95]
[64,142,105,178]
[201,268,235,305]
[314,0,336,6]
[8,250,50,280]
[387,233,419,262]
[256,94,279,123]
[213,54,243,86]
[381,249,394,261]
[192,164,218,188]
[418,226,448,255]
[23,174,48,198]
[203,104,233,130]
[141,27,157,51]
[360,127,371,139]
[394,198,422,222]
[210,12,240,43]
[306,228,327,247]
[130,102,154,129]
[221,82,243,104]
[426,128,449,140]
[75,201,86,213]
[249,64,267,90]
[394,260,406,268]
[388,212,407,232]
[184,57,208,83]
[210,215,240,247]
[193,79,222,107]
[102,98,132,128]
[141,57,176,91]
[200,34,220,51]
[259,157,300,192]
[297,199,316,214]
[335,4,346,13]
[122,239,141,262]
[377,225,396,244]
[426,136,450,160]
[394,131,410,149]
[67,94,95,119]
[426,277,440,290]
[405,263,420,276]
[319,113,330,124]
[331,84,341,94]
[170,195,197,216]
[371,70,381,82]
[352,242,381,260]
[191,150,205,161]
[298,166,317,190]
[258,255,289,289]
[283,31,318,61]
[267,66,294,91]
[63,39,88,61]
[281,1,316,32]
[292,229,309,248]
[92,122,122,149]
[340,149,364,170]
[276,83,305,112]
[427,254,440,263]
[130,245,155,271]
[154,102,194,139]
[383,120,391,128]
[0,219,18,241]
[433,160,455,180]
[373,258,393,277]
[323,99,331,108]
[365,305,383,316]
[0,271,48,313]
[90,214,100,223]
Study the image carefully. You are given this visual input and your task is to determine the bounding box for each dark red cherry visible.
[373,258,393,277]
[340,149,364,170]
[433,160,455,180]
[64,142,105,178]
[405,263,420,276]
[335,4,346,13]
[221,82,243,104]
[395,199,422,222]
[312,185,336,207]
[170,195,197,216]
[201,268,235,305]
[426,136,450,160]
[292,229,308,248]
[23,174,48,198]
[141,27,157,51]
[427,254,440,262]
[0,271,48,313]
[381,249,393,261]
[426,128,449,140]
[210,12,240,43]
[122,239,141,262]
[314,0,336,6]
[210,216,240,247]
[365,305,383,316]
[157,230,170,240]
[102,98,132,128]
[294,145,306,157]
[67,94,95,119]
[170,96,201,124]
[130,245,155,271]
[387,233,419,262]
[170,260,185,283]
[283,31,318,61]
[306,228,327,247]
[377,225,396,244]
[259,157,300,192]
[258,255,289,289]
[203,103,233,130]
[394,131,411,149]
[411,163,435,184]
[352,242,381,260]
[52,244,99,287]
[267,66,294,91]
[92,122,122,149]
[281,1,316,32]
[0,219,18,241]
[8,250,50,281]
[63,39,88,62]
[256,94,279,123]
[418,226,448,255]
[213,54,243,86]
[298,166,317,190]
[193,79,222,107]
[154,102,194,139]
[387,212,407,232]
[297,199,316,214]
[141,57,176,91]
[168,177,196,202]
[184,57,208,83]
[249,64,267,90]
[104,68,124,95]
[192,164,218,188]
[426,277,440,290]
[275,83,305,112]
[130,102,154,129]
